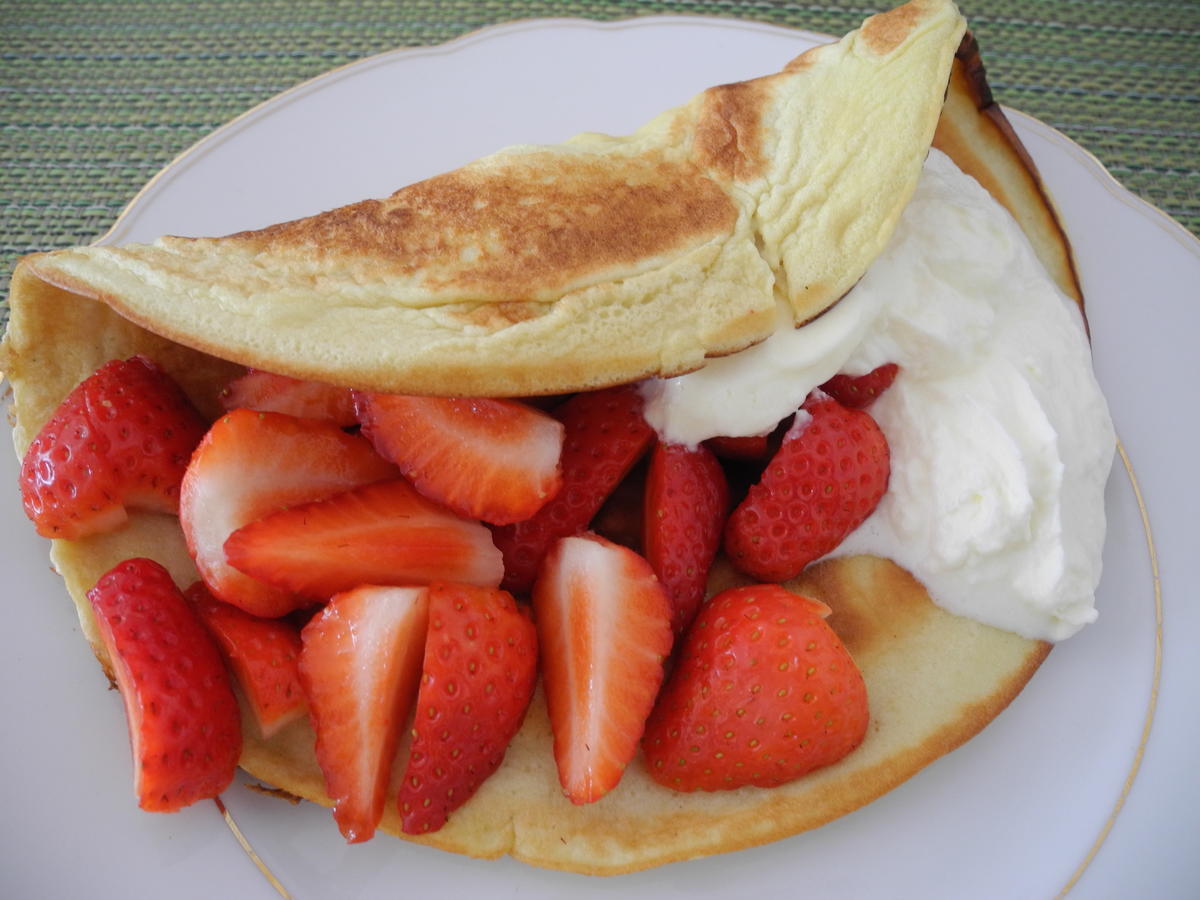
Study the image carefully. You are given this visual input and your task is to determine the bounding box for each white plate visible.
[3,16,1197,900]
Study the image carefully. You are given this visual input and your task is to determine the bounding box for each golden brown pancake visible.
[0,3,1078,876]
[11,0,965,398]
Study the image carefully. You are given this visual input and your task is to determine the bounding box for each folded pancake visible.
[11,0,964,398]
[1,2,1075,877]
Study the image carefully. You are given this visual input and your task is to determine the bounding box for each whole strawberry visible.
[724,394,889,582]
[643,442,728,634]
[87,558,242,811]
[643,584,868,792]
[21,356,208,540]
[397,583,537,834]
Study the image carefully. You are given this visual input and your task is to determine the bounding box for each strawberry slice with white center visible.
[397,582,537,835]
[188,582,307,738]
[20,355,208,540]
[87,558,242,812]
[299,585,430,843]
[224,479,504,597]
[532,533,673,804]
[493,385,655,593]
[220,369,357,426]
[180,409,397,618]
[356,393,564,525]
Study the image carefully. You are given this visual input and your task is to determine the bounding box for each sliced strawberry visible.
[180,410,397,618]
[643,443,728,634]
[355,393,564,526]
[219,369,357,426]
[397,583,537,834]
[188,583,307,738]
[87,558,242,811]
[704,434,772,461]
[493,386,655,593]
[299,585,429,843]
[532,533,673,804]
[20,356,208,540]
[820,362,900,409]
[225,479,503,598]
[644,584,868,791]
[724,395,890,582]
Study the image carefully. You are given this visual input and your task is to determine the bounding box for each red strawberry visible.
[724,396,889,582]
[20,356,207,540]
[180,410,397,618]
[224,479,503,598]
[820,363,899,409]
[643,443,729,634]
[397,583,537,834]
[188,583,307,738]
[219,369,357,426]
[356,393,565,526]
[493,386,654,593]
[300,585,430,843]
[704,434,772,461]
[87,558,242,811]
[643,584,868,791]
[532,533,673,804]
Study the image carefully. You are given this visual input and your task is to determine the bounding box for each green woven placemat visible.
[4,0,1198,328]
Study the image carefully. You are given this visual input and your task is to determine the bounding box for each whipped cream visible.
[641,149,1115,642]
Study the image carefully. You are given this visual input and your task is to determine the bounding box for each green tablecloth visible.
[4,0,1197,327]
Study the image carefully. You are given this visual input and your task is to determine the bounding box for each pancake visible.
[10,0,965,399]
[1,2,1081,877]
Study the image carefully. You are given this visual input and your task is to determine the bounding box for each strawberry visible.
[724,395,889,582]
[532,533,673,804]
[180,409,397,618]
[224,479,504,598]
[356,393,565,526]
[86,558,242,811]
[188,583,307,738]
[20,355,207,540]
[493,385,654,593]
[643,443,729,634]
[299,585,430,843]
[219,369,357,426]
[643,584,868,791]
[397,583,537,834]
[820,362,899,409]
[704,434,772,461]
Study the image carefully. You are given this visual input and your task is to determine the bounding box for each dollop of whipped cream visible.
[640,149,1115,642]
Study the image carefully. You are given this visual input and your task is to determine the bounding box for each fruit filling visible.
[23,351,899,838]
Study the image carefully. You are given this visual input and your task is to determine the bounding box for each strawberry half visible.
[299,585,430,843]
[724,395,890,582]
[356,393,564,526]
[532,533,673,804]
[644,584,868,792]
[188,583,307,738]
[493,385,655,593]
[397,583,537,834]
[180,409,397,618]
[224,479,504,598]
[20,355,207,540]
[220,369,357,426]
[643,442,729,634]
[820,362,900,409]
[87,558,242,811]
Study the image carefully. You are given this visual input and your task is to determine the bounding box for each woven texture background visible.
[3,0,1197,325]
